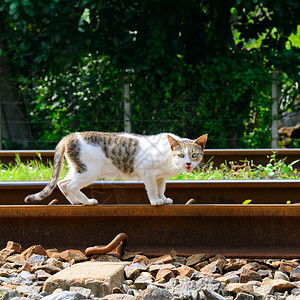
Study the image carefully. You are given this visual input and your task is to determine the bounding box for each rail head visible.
[1,204,300,218]
[2,179,300,189]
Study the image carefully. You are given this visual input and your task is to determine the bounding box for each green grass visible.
[170,153,300,180]
[0,154,68,181]
[0,153,299,181]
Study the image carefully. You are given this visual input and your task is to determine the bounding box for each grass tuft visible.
[0,152,299,181]
[0,154,68,181]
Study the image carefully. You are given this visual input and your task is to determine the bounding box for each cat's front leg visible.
[143,177,164,206]
[157,178,173,204]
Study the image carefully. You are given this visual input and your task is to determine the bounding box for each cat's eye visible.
[178,154,185,158]
[192,153,199,158]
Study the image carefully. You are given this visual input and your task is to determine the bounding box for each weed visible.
[0,153,299,181]
[0,154,68,181]
[169,152,300,180]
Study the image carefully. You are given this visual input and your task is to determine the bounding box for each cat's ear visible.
[194,134,208,149]
[167,135,180,150]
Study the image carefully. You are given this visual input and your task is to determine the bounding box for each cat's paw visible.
[86,198,98,206]
[150,199,164,206]
[163,197,173,204]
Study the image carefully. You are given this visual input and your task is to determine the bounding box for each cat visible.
[24,132,207,206]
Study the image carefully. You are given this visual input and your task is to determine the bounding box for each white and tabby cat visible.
[25,132,207,206]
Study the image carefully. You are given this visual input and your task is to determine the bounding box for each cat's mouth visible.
[185,166,193,172]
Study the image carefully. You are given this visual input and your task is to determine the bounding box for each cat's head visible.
[167,134,208,172]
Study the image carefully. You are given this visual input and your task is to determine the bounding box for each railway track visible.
[0,180,300,258]
[0,204,299,259]
[0,149,300,258]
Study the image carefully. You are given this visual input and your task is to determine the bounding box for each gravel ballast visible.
[0,241,300,299]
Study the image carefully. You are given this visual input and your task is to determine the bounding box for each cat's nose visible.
[186,162,191,166]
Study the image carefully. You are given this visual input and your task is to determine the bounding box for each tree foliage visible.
[0,0,299,148]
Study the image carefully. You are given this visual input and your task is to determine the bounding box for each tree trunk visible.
[0,32,32,149]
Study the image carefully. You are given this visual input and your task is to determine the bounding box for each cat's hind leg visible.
[58,174,98,205]
[58,178,81,205]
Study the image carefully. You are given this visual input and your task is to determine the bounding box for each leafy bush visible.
[23,51,273,149]
[23,56,124,148]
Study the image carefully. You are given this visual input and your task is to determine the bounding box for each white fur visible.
[58,133,188,206]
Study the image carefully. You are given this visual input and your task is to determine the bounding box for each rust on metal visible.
[0,150,55,165]
[107,239,126,259]
[1,180,300,205]
[85,232,128,258]
[1,149,300,168]
[0,204,299,258]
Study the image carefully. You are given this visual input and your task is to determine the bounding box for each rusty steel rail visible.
[0,180,300,258]
[205,149,300,168]
[1,149,299,168]
[1,180,300,205]
[0,204,299,258]
[0,150,54,165]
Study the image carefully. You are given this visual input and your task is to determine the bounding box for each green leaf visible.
[283,166,290,175]
[23,6,34,17]
[9,1,18,10]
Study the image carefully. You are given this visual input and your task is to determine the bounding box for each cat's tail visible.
[24,138,66,203]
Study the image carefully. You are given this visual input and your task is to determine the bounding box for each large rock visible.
[22,245,48,259]
[279,261,299,274]
[200,260,225,274]
[155,269,175,282]
[5,241,22,254]
[262,278,298,292]
[148,263,174,277]
[132,255,150,266]
[186,253,209,267]
[203,288,227,300]
[102,295,135,300]
[167,276,224,299]
[235,292,254,300]
[59,250,87,263]
[124,263,147,280]
[42,290,87,300]
[226,282,256,295]
[224,259,248,272]
[134,272,154,289]
[43,262,129,298]
[291,266,300,281]
[136,284,173,299]
[148,254,172,265]
[239,269,262,283]
[274,271,290,281]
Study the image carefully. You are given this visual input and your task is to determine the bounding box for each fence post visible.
[122,71,132,133]
[271,74,280,148]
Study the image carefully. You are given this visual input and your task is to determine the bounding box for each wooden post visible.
[122,72,132,133]
[271,74,280,148]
